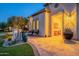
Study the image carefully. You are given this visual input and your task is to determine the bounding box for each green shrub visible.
[0,40,3,47]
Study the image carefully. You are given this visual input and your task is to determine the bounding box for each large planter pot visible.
[63,32,73,40]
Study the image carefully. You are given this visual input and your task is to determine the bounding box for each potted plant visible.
[63,28,73,40]
[35,30,39,35]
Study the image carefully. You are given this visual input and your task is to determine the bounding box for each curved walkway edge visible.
[27,42,40,56]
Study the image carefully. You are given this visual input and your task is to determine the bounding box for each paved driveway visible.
[28,36,79,56]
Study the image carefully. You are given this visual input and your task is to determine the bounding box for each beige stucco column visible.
[32,20,35,30]
[44,8,50,37]
[28,16,33,31]
[35,19,39,30]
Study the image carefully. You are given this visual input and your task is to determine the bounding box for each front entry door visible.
[51,12,63,37]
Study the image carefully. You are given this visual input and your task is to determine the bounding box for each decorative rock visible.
[12,28,23,42]
[2,39,12,47]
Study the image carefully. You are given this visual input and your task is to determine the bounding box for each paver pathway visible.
[28,36,79,56]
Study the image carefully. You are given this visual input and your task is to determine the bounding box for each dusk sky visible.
[0,3,44,22]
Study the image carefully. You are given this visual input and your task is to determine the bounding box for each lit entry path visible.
[28,36,79,56]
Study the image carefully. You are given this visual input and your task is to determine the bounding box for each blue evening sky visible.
[0,3,44,22]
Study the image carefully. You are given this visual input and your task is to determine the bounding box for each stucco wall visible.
[28,13,45,36]
[33,15,38,30]
[28,3,78,39]
[46,3,77,39]
[77,4,79,40]
[62,3,77,39]
[32,12,45,36]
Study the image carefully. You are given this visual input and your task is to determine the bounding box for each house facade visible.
[28,3,79,40]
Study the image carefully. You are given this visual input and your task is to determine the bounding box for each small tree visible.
[7,16,29,30]
[0,22,7,31]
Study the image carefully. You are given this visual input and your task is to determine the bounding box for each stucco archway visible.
[51,12,64,39]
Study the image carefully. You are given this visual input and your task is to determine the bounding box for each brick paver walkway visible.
[28,36,79,56]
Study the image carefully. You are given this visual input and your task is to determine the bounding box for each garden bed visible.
[0,32,34,56]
